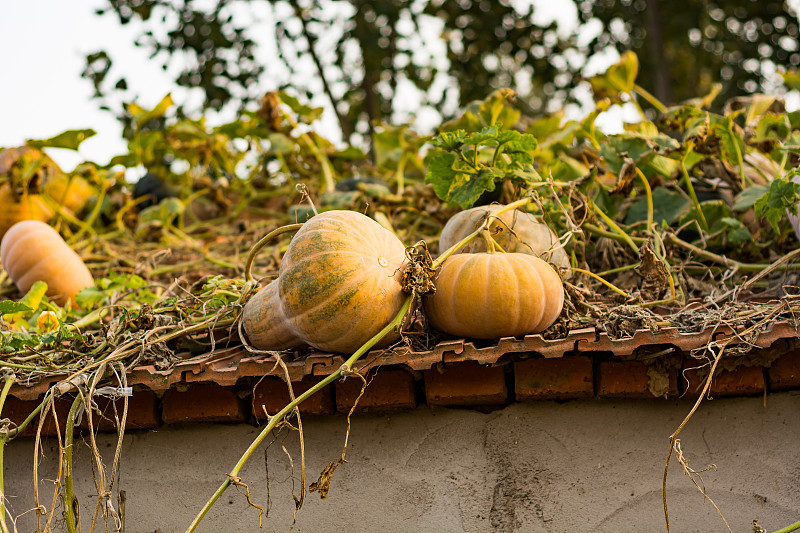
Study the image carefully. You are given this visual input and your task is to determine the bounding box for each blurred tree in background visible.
[585,0,800,106]
[84,0,800,141]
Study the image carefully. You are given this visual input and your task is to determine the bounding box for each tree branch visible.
[289,0,351,139]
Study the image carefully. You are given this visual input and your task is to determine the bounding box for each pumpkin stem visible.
[480,229,495,253]
[243,223,304,284]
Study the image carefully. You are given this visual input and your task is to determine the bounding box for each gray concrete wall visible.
[6,392,800,532]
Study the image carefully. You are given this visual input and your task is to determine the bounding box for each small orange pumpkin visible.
[0,220,94,306]
[242,210,408,353]
[438,205,570,271]
[424,252,564,339]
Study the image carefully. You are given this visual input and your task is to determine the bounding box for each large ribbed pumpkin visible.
[242,210,408,353]
[438,205,570,271]
[424,253,564,339]
[0,220,94,305]
[241,279,305,351]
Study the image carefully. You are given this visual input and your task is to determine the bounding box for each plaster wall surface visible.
[6,392,800,532]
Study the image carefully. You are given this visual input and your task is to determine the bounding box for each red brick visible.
[3,395,75,437]
[80,389,160,432]
[424,361,507,407]
[597,361,652,399]
[682,362,765,397]
[253,376,334,419]
[768,351,800,391]
[162,383,247,424]
[335,369,416,413]
[515,356,593,400]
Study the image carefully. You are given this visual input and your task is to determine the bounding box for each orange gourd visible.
[438,205,570,271]
[0,147,94,236]
[242,210,408,353]
[0,220,94,306]
[424,252,564,339]
[0,185,53,237]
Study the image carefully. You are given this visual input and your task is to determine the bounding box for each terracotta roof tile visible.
[7,320,800,430]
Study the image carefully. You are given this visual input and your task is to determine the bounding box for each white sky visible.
[0,1,623,173]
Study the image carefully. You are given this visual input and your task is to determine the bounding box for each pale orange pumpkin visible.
[0,220,94,306]
[424,252,564,339]
[241,210,408,353]
[438,205,570,271]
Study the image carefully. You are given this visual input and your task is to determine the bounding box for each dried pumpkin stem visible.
[185,294,414,533]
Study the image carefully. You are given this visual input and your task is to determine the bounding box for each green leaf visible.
[431,130,467,151]
[733,184,769,211]
[27,129,97,151]
[547,157,588,181]
[681,83,722,109]
[733,94,782,125]
[2,331,38,351]
[3,281,48,324]
[640,154,679,178]
[718,217,753,245]
[754,175,800,233]
[588,51,639,99]
[129,94,174,128]
[625,187,691,225]
[424,152,459,202]
[278,91,323,124]
[330,146,367,160]
[577,100,610,143]
[601,136,652,174]
[505,163,541,185]
[782,69,800,92]
[75,286,108,310]
[681,200,733,232]
[526,112,563,141]
[465,125,499,146]
[267,133,294,155]
[448,167,501,208]
[439,110,482,133]
[477,88,519,129]
[502,134,538,153]
[711,116,745,165]
[751,113,791,148]
[0,301,32,315]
